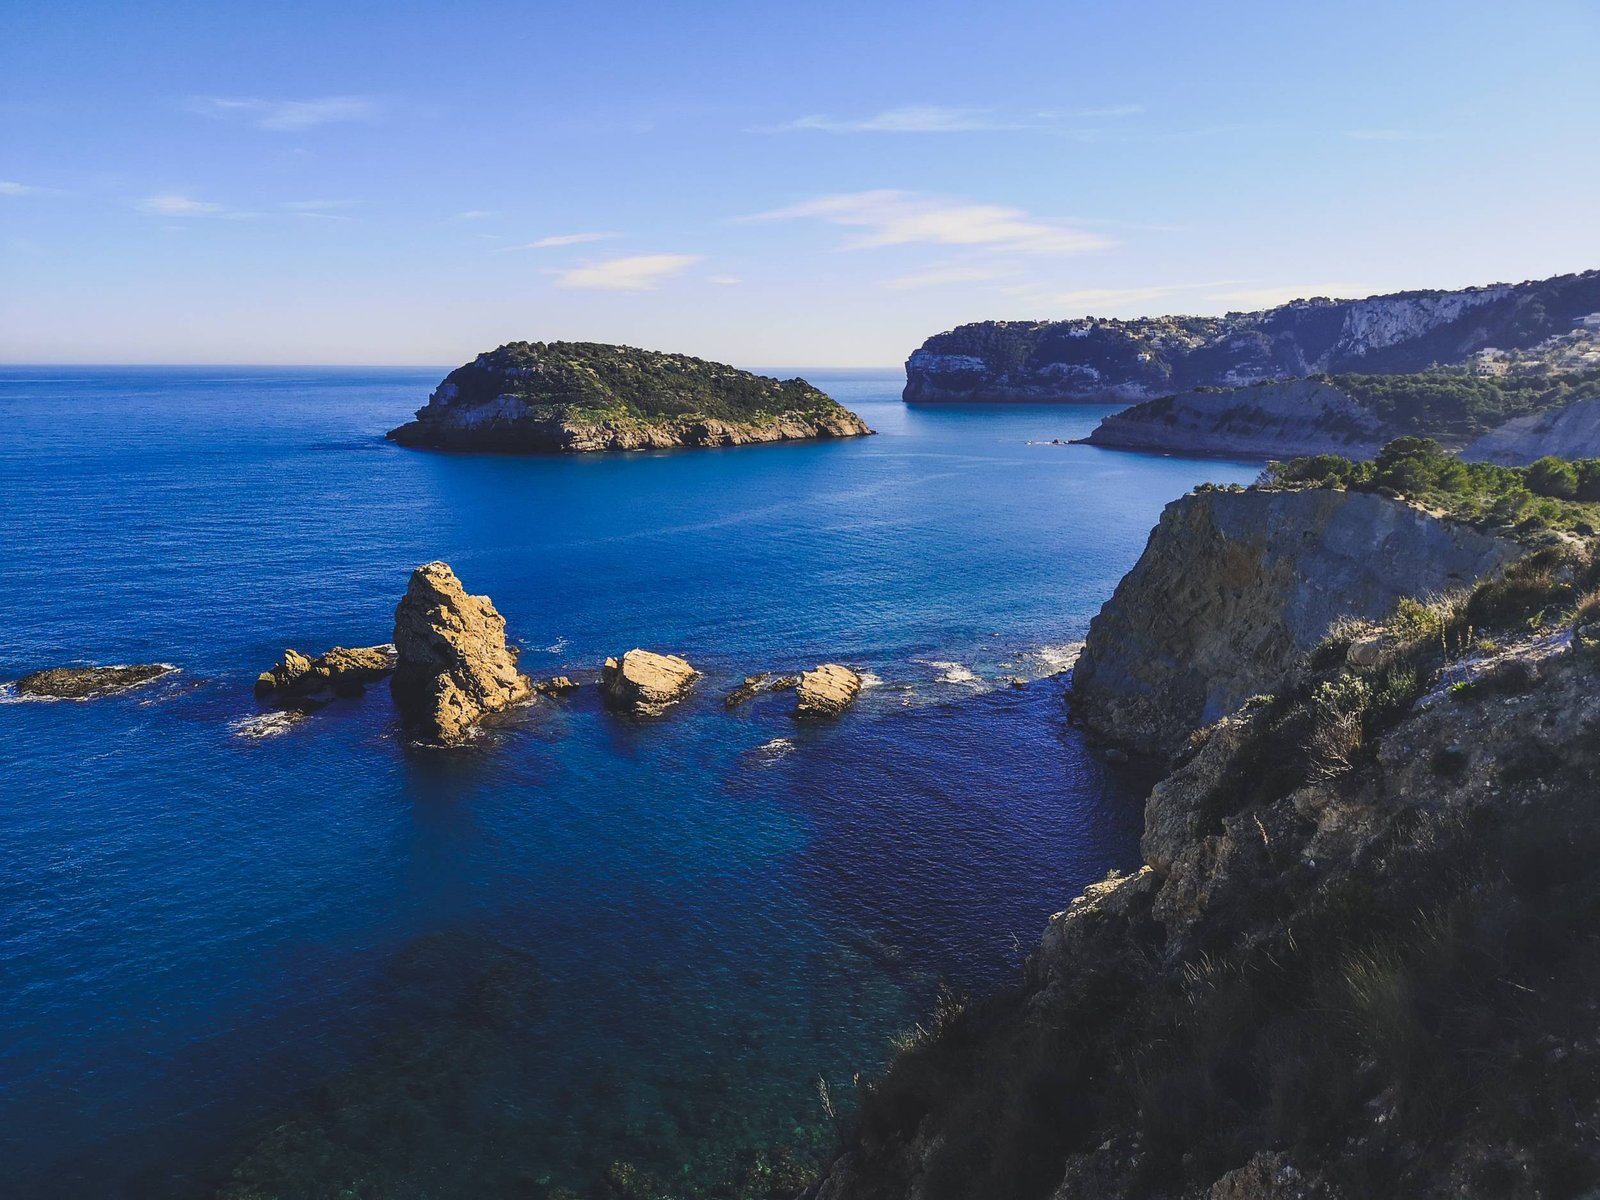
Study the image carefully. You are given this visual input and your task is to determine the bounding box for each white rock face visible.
[1328,286,1511,360]
[1462,395,1600,465]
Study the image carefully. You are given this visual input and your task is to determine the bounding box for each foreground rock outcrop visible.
[254,645,396,699]
[13,663,175,699]
[904,269,1600,403]
[814,545,1600,1199]
[390,562,531,743]
[387,341,873,453]
[793,664,862,720]
[1071,487,1520,756]
[600,649,697,714]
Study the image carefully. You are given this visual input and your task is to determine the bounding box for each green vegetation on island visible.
[1325,364,1600,442]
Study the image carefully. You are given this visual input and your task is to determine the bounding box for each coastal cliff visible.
[388,341,872,453]
[812,536,1600,1200]
[1070,487,1520,757]
[1463,394,1600,465]
[903,270,1600,403]
[1076,378,1390,460]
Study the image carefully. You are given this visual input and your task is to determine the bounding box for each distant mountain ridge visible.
[903,269,1600,403]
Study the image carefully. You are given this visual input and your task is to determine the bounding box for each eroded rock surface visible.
[255,645,396,699]
[1071,487,1520,756]
[391,562,531,743]
[14,663,175,699]
[599,649,697,714]
[793,663,862,720]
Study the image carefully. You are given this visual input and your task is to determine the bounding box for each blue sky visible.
[3,0,1597,365]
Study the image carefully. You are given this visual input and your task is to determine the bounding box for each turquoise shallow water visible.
[0,366,1256,1196]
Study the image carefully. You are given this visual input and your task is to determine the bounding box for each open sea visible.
[0,366,1256,1197]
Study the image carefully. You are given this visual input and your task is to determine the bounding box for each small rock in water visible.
[600,649,698,715]
[255,645,396,699]
[794,664,862,721]
[724,672,799,709]
[534,675,579,696]
[15,664,175,700]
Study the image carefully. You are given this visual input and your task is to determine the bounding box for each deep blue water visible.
[0,366,1255,1197]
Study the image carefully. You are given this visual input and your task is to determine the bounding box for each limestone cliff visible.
[1070,488,1520,757]
[904,269,1600,403]
[390,562,531,743]
[1462,394,1600,465]
[387,341,872,453]
[1076,377,1390,460]
[813,545,1600,1199]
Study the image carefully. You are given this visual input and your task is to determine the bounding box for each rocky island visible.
[387,341,873,454]
[12,663,176,699]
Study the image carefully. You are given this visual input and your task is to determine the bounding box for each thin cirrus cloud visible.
[1,179,65,197]
[504,231,625,250]
[553,254,704,291]
[137,193,230,217]
[186,95,380,131]
[883,264,1024,290]
[758,103,1143,134]
[746,190,1113,255]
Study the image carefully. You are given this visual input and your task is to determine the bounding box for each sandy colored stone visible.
[793,663,862,720]
[255,646,395,698]
[600,649,697,714]
[391,562,531,743]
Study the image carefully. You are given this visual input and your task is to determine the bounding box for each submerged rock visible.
[254,645,396,699]
[14,663,175,699]
[391,562,532,743]
[600,649,697,714]
[794,663,862,720]
[724,672,800,708]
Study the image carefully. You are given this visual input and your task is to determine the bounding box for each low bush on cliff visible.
[1264,437,1600,533]
[1327,364,1600,440]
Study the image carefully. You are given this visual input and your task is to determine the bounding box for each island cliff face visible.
[388,341,872,453]
[1070,488,1520,757]
[903,270,1600,403]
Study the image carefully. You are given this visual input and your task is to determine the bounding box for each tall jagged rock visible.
[391,562,531,743]
[1071,488,1521,757]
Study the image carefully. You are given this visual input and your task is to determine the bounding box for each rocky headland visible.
[387,341,873,454]
[12,663,176,699]
[600,648,698,715]
[809,473,1600,1197]
[391,561,532,743]
[1070,486,1521,757]
[903,269,1600,404]
[1076,377,1391,460]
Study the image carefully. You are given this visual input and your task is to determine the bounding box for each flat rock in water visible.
[600,649,697,714]
[794,664,862,720]
[15,664,175,699]
[724,672,800,709]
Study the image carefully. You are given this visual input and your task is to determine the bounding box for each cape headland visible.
[387,341,873,453]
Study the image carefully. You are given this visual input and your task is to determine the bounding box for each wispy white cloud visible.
[507,231,624,250]
[757,103,1144,134]
[708,275,741,285]
[0,179,65,197]
[746,190,1112,255]
[187,95,380,131]
[554,253,703,291]
[137,193,229,216]
[281,199,357,220]
[452,209,496,221]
